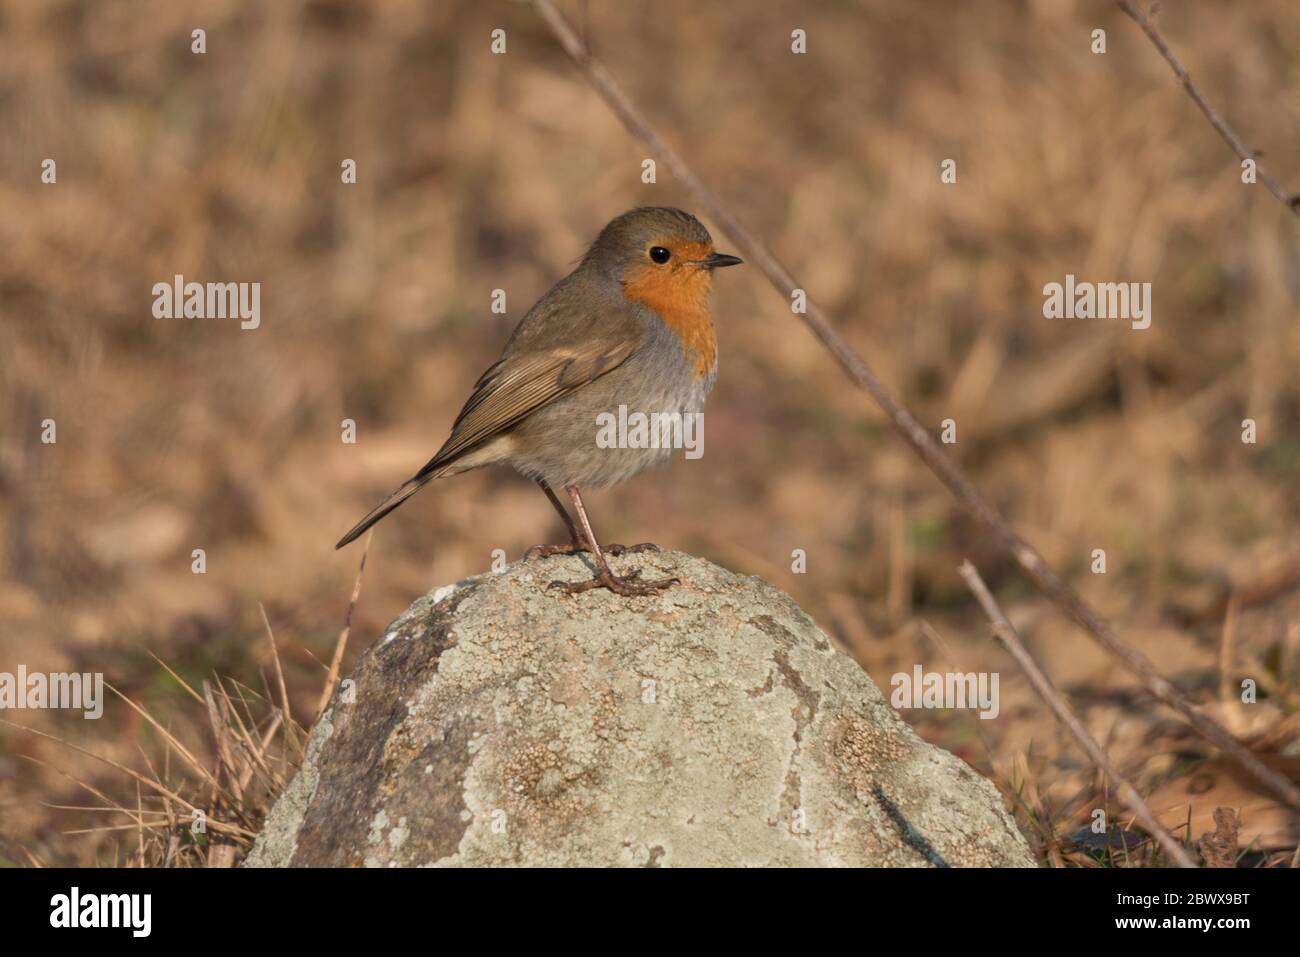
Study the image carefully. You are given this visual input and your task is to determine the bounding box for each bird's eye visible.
[649,246,671,264]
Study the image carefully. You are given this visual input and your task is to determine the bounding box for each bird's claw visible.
[548,566,679,597]
[603,542,662,557]
[528,542,659,560]
[524,542,586,560]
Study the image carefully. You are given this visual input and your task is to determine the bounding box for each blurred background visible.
[2,0,1298,866]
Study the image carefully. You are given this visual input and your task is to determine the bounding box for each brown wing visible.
[335,332,639,549]
[413,333,640,480]
[335,280,645,550]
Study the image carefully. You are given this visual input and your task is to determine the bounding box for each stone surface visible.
[246,550,1036,867]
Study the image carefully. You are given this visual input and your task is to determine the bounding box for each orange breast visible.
[622,260,716,377]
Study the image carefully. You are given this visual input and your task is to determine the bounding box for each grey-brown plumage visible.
[336,208,741,596]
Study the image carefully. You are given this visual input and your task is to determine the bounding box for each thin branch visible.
[959,562,1198,868]
[530,0,1300,814]
[5,723,256,839]
[105,681,250,827]
[258,601,298,762]
[316,529,372,720]
[1117,0,1299,216]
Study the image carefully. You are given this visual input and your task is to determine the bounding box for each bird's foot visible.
[526,542,660,560]
[603,542,661,557]
[549,565,679,597]
[524,542,586,560]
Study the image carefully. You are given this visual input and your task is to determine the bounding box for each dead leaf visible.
[1198,807,1240,867]
[1147,759,1299,852]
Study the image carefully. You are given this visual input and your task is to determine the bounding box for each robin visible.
[336,207,742,596]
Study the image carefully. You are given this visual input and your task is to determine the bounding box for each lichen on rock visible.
[245,550,1036,867]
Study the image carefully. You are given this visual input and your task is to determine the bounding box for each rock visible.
[246,550,1036,867]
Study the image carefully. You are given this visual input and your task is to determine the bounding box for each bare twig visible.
[1217,596,1238,705]
[316,529,372,719]
[105,682,249,825]
[530,0,1300,814]
[959,562,1198,868]
[203,680,241,803]
[1116,0,1299,216]
[4,722,256,839]
[259,602,298,761]
[135,781,145,869]
[207,844,238,868]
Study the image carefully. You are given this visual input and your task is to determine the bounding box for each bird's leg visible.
[524,479,660,559]
[524,479,589,559]
[549,485,678,597]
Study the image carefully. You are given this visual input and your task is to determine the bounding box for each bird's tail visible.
[335,471,438,549]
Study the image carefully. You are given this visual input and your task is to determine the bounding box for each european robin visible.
[336,207,742,595]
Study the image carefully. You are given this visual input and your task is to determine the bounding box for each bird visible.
[335,207,742,596]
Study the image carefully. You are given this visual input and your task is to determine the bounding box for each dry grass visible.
[1,0,1298,866]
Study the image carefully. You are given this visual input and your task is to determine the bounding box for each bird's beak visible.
[696,251,744,269]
